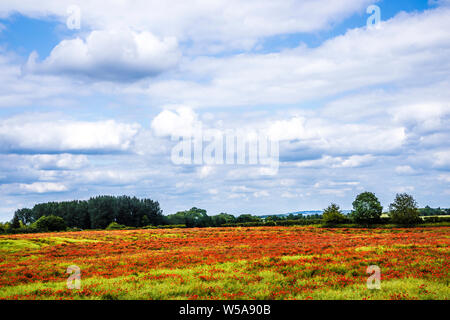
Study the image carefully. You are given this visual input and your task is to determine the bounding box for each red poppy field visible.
[0,226,448,300]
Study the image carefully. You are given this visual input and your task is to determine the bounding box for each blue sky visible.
[0,0,449,221]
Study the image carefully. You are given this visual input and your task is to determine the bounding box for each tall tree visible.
[351,192,383,225]
[323,203,347,225]
[389,193,421,225]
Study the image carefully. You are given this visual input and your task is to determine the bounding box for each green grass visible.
[0,237,99,252]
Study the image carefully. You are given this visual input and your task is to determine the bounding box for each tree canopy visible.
[351,192,383,225]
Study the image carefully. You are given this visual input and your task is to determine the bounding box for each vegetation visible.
[351,192,383,225]
[34,215,66,232]
[389,193,422,226]
[419,206,450,216]
[1,193,449,235]
[0,226,448,300]
[322,203,348,225]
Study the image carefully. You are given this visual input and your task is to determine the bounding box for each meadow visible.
[0,226,448,300]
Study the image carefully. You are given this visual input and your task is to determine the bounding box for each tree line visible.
[322,192,450,226]
[1,192,449,234]
[8,195,164,232]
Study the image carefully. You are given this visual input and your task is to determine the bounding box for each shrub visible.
[35,215,67,232]
[389,193,421,226]
[351,192,383,225]
[421,216,450,224]
[323,203,347,225]
[106,222,127,230]
[156,224,186,229]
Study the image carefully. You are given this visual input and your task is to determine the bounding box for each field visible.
[0,226,449,300]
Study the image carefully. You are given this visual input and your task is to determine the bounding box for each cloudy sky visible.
[0,0,449,220]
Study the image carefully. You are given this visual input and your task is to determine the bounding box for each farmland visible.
[0,226,448,300]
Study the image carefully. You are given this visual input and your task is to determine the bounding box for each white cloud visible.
[198,166,215,179]
[26,29,180,81]
[395,165,416,175]
[151,106,201,138]
[231,186,253,193]
[77,169,148,185]
[208,188,219,195]
[281,191,297,199]
[432,150,450,168]
[0,115,140,153]
[29,154,88,170]
[0,0,375,52]
[438,173,450,183]
[253,190,269,198]
[145,7,450,107]
[391,186,415,193]
[18,182,68,193]
[270,116,405,154]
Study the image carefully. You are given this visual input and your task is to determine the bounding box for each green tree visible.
[389,193,421,225]
[141,215,150,226]
[211,213,236,226]
[35,215,67,232]
[236,214,261,223]
[166,207,210,227]
[14,208,33,225]
[351,192,383,225]
[11,213,21,229]
[323,203,347,225]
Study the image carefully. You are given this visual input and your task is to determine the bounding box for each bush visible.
[156,224,186,229]
[323,203,348,225]
[389,193,421,226]
[35,215,67,232]
[106,222,127,230]
[351,192,383,225]
[422,216,450,223]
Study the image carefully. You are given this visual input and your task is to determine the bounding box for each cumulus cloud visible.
[29,154,88,170]
[0,0,375,52]
[145,7,450,107]
[151,106,201,138]
[0,115,140,154]
[1,2,450,217]
[268,116,405,154]
[431,150,450,168]
[18,182,68,193]
[26,29,180,81]
[395,165,416,175]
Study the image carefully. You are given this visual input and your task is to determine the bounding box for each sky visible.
[0,0,449,221]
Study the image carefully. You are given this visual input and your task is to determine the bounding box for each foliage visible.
[11,195,163,231]
[34,215,67,232]
[11,214,21,229]
[3,193,449,235]
[165,207,210,227]
[389,193,421,225]
[419,206,449,216]
[13,208,33,225]
[106,222,127,230]
[351,192,383,225]
[322,203,348,225]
